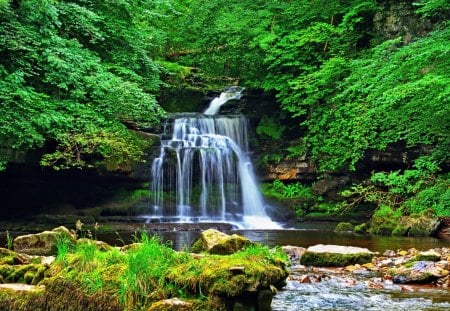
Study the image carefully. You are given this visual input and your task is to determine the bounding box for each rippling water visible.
[272,274,450,311]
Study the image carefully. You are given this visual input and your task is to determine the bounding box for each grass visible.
[50,232,288,310]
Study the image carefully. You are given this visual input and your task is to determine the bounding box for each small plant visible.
[5,230,13,250]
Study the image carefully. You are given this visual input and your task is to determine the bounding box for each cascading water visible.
[150,87,279,229]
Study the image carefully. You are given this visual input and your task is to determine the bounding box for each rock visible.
[312,178,347,196]
[148,298,193,311]
[300,244,374,267]
[298,275,311,283]
[120,243,143,252]
[281,245,306,264]
[383,250,396,257]
[0,263,48,285]
[392,261,444,284]
[77,238,113,251]
[0,248,31,265]
[191,229,253,255]
[415,250,441,262]
[334,222,354,232]
[353,223,368,234]
[13,226,76,256]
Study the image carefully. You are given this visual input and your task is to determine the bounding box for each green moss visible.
[334,222,354,232]
[392,225,409,236]
[0,264,47,285]
[353,223,368,234]
[300,252,373,267]
[414,254,441,262]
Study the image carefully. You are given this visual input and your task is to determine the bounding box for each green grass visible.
[49,232,289,310]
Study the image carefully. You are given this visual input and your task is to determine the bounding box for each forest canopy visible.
[0,0,448,176]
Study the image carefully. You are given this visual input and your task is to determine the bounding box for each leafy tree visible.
[0,0,167,170]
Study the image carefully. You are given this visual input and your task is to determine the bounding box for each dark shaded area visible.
[0,164,145,220]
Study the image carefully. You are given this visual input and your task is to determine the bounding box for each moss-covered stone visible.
[14,226,76,256]
[0,264,47,285]
[334,222,354,232]
[191,229,253,255]
[0,248,31,265]
[76,238,114,252]
[392,225,409,236]
[414,251,441,262]
[353,223,368,234]
[300,245,373,267]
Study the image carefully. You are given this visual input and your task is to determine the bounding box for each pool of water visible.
[95,228,449,253]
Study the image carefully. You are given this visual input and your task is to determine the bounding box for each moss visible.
[353,223,368,234]
[368,223,395,236]
[334,222,354,232]
[0,264,48,285]
[392,225,409,236]
[414,254,441,262]
[300,252,373,267]
[0,287,46,311]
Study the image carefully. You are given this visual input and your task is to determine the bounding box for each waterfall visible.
[150,88,279,229]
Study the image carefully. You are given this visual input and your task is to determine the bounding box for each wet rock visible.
[148,298,193,311]
[13,226,76,256]
[298,275,311,283]
[191,229,253,255]
[300,244,374,267]
[392,261,444,284]
[281,245,306,264]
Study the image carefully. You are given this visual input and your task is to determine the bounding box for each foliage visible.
[0,0,168,170]
[256,116,286,140]
[262,179,314,199]
[341,157,449,217]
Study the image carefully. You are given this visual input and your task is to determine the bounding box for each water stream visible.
[150,87,279,228]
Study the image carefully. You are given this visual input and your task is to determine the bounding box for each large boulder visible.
[191,229,253,255]
[14,226,76,256]
[300,244,374,267]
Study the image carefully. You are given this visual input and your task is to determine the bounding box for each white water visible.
[203,86,244,115]
[150,88,280,229]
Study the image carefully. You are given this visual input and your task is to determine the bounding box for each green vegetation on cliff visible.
[0,0,448,221]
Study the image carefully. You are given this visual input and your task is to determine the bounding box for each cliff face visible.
[373,0,433,43]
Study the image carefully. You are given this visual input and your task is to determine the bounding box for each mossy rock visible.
[0,248,31,265]
[368,223,395,236]
[76,238,114,252]
[14,226,76,256]
[334,222,354,232]
[353,223,368,234]
[392,225,409,236]
[191,229,253,255]
[300,245,373,267]
[0,264,47,285]
[414,251,441,262]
